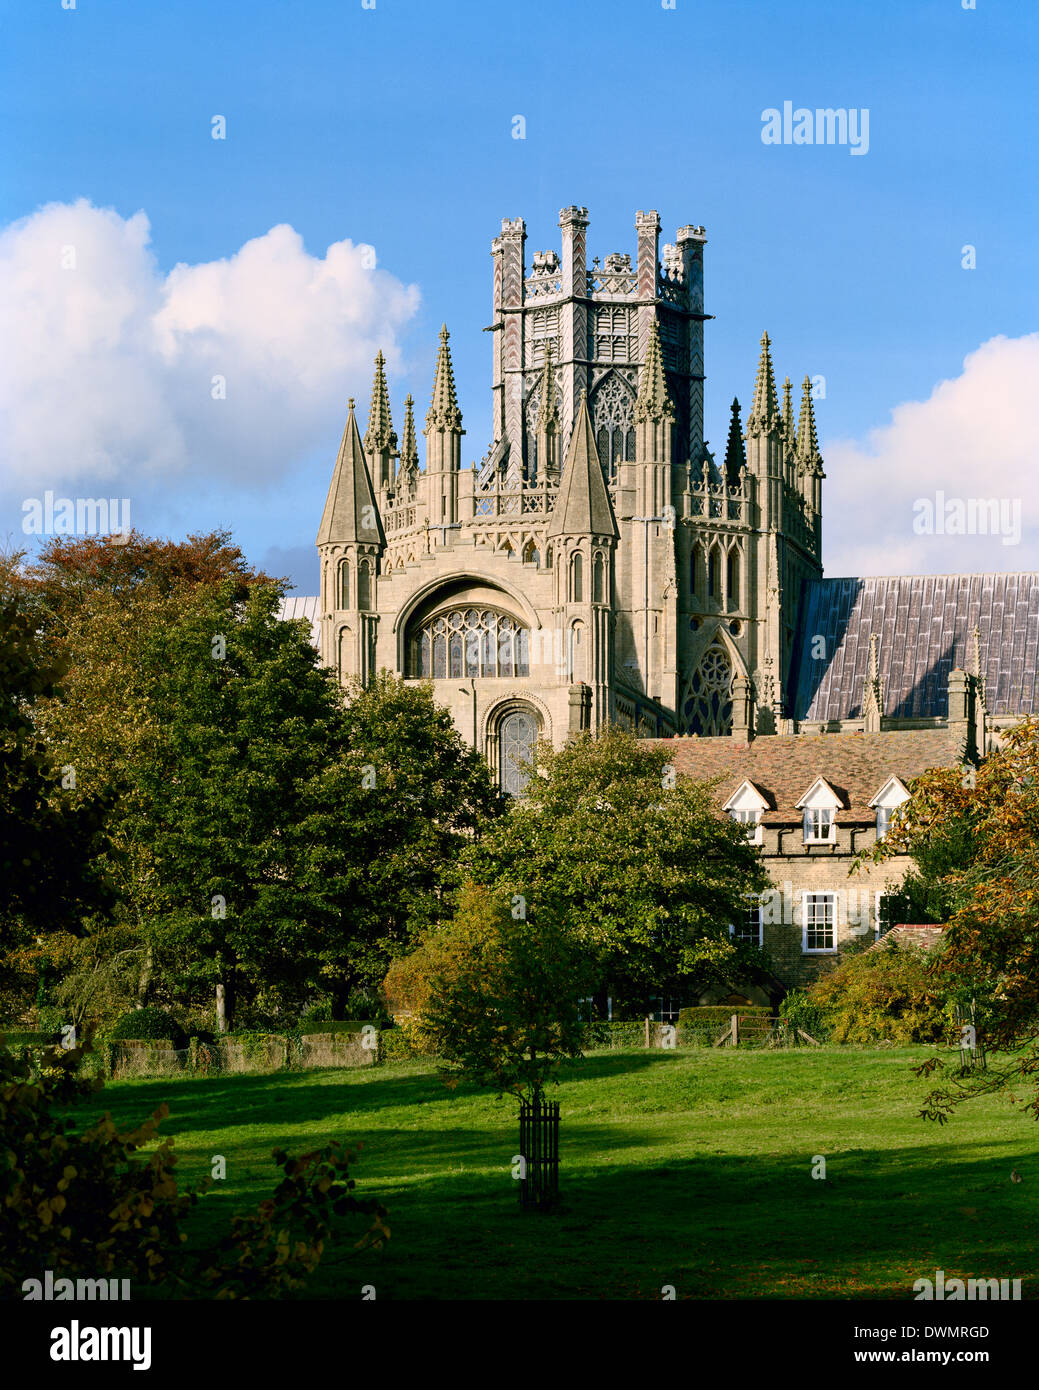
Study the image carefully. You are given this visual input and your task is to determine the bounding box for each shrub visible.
[778,990,828,1041]
[803,941,950,1044]
[110,1007,187,1050]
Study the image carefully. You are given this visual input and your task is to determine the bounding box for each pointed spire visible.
[635,319,675,422]
[425,324,462,431]
[397,394,419,497]
[547,393,618,539]
[723,398,746,486]
[747,331,780,433]
[863,632,883,729]
[781,376,796,452]
[796,375,824,474]
[317,399,385,548]
[363,350,396,454]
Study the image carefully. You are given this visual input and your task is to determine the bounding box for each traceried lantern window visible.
[411,607,530,679]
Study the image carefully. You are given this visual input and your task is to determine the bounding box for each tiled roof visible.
[791,574,1039,721]
[654,728,960,820]
[868,924,945,952]
[278,595,321,649]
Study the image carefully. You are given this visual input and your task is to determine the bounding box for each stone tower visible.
[316,206,824,787]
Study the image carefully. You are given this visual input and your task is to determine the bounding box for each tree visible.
[462,726,769,1012]
[390,883,595,1102]
[135,579,349,1029]
[0,594,110,940]
[306,673,501,1004]
[865,717,1039,1120]
[0,533,276,1023]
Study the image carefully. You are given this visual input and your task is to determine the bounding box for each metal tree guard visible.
[518,1097,560,1210]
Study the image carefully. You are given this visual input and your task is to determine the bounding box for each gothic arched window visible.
[338,560,350,610]
[499,707,539,796]
[591,375,636,482]
[409,607,530,679]
[684,644,733,736]
[727,549,739,607]
[592,552,605,604]
[708,547,720,599]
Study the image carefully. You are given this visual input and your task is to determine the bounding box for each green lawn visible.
[70,1047,1039,1300]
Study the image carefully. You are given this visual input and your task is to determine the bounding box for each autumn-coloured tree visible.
[865,716,1039,1120]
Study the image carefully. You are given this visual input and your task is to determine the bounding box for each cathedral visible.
[282,204,1038,994]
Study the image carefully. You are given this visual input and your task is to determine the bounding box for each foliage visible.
[777,989,829,1041]
[800,941,950,1044]
[0,594,111,939]
[404,883,596,1102]
[865,717,1039,1119]
[310,673,501,999]
[463,726,769,1009]
[0,1039,387,1299]
[110,1007,188,1049]
[676,1006,773,1027]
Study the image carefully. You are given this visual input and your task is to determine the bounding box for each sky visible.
[2,0,1037,594]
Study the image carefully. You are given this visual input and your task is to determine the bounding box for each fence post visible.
[730,1013,738,1047]
[645,1015,651,1049]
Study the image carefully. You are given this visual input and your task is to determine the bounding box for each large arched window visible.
[338,560,350,610]
[570,551,584,603]
[410,607,530,679]
[499,707,538,796]
[683,643,733,736]
[591,374,636,483]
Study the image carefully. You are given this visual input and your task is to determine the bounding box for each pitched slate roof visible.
[655,728,960,823]
[547,393,619,539]
[791,573,1039,721]
[317,402,385,548]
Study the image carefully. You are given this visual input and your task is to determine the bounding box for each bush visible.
[778,990,828,1041]
[110,1007,187,1050]
[299,998,334,1028]
[0,1039,388,1298]
[803,941,950,1044]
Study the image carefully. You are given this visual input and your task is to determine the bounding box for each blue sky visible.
[2,0,1037,589]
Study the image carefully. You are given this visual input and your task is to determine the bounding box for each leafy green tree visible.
[136,580,347,1029]
[463,726,769,1012]
[400,883,595,1102]
[308,673,501,1002]
[0,594,110,940]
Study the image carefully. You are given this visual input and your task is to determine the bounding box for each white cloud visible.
[823,334,1039,575]
[0,199,420,503]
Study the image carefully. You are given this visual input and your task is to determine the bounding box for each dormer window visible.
[723,780,768,846]
[804,807,834,843]
[869,776,911,841]
[796,778,842,845]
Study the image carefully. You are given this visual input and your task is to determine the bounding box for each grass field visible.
[68,1047,1039,1300]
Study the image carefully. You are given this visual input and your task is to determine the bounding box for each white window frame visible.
[869,777,911,842]
[723,780,768,846]
[802,892,838,954]
[729,897,763,947]
[797,777,841,845]
[803,806,835,843]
